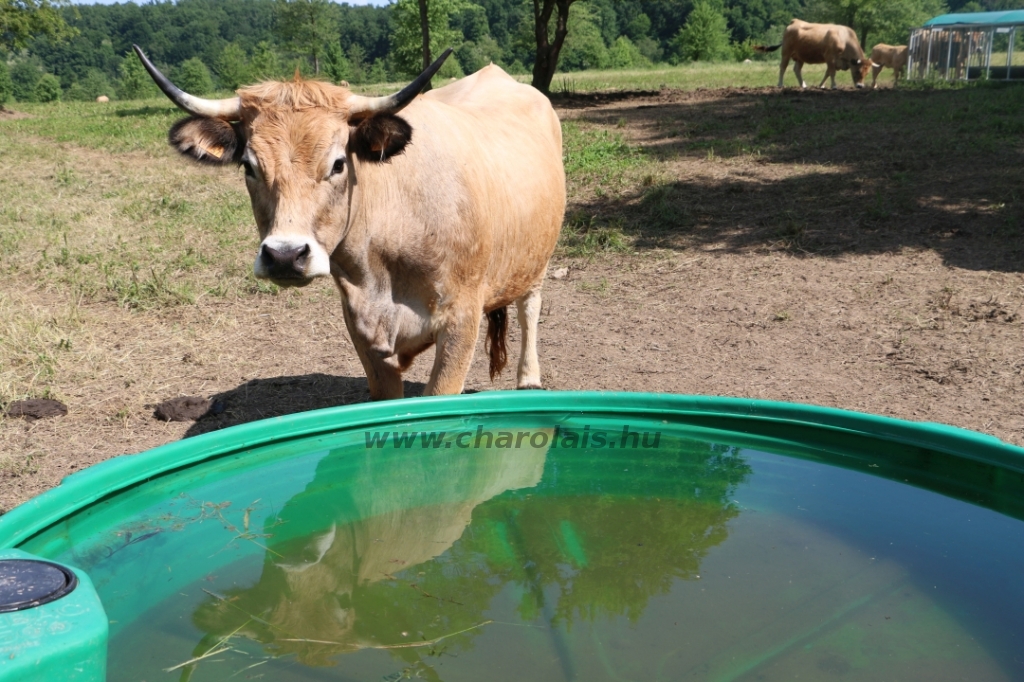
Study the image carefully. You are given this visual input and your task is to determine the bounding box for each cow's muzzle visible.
[256,242,314,286]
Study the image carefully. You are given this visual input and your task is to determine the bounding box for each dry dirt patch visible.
[2,86,1023,513]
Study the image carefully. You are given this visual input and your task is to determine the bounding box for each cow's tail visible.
[485,307,508,381]
[753,43,782,53]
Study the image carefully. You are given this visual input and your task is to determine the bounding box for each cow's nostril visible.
[260,244,279,267]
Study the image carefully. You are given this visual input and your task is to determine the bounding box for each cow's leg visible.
[341,303,404,400]
[778,55,790,87]
[871,64,882,88]
[515,287,543,389]
[818,65,836,89]
[351,338,405,400]
[793,61,807,88]
[423,307,481,396]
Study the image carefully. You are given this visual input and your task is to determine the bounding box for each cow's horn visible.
[133,45,241,120]
[871,61,883,68]
[347,48,453,119]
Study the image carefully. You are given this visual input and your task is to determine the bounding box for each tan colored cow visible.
[756,19,871,89]
[134,46,565,400]
[870,44,908,88]
[95,95,110,103]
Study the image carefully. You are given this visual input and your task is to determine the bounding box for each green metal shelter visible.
[908,11,1024,80]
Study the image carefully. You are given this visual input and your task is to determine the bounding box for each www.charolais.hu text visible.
[365,425,662,449]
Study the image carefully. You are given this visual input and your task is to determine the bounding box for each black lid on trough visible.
[0,559,78,613]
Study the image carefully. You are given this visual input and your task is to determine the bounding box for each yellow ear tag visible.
[198,144,225,159]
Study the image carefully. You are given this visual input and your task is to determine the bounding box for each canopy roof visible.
[924,10,1024,27]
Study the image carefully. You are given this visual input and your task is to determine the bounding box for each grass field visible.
[2,60,1023,510]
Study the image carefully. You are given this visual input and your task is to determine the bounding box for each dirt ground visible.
[2,86,1023,513]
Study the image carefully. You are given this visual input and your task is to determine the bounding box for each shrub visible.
[0,61,12,104]
[608,36,652,69]
[10,59,42,102]
[731,39,757,62]
[67,69,114,101]
[33,73,61,102]
[367,58,389,84]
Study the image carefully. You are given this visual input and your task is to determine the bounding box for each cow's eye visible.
[242,159,256,178]
[330,158,345,177]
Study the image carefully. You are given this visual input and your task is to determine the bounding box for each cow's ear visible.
[169,116,243,166]
[348,114,412,163]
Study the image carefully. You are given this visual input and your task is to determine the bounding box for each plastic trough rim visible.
[2,391,1023,549]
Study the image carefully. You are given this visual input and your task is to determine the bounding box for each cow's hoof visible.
[855,84,864,89]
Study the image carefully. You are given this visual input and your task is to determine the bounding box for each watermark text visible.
[364,425,661,450]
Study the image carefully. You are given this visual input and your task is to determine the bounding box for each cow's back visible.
[377,66,565,307]
[871,44,908,68]
[783,19,865,64]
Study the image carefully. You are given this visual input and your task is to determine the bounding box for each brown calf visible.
[870,44,909,88]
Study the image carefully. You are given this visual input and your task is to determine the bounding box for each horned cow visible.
[756,19,871,89]
[870,44,909,88]
[134,46,566,400]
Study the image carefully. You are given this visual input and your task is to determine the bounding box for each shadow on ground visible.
[182,373,426,437]
[562,85,1024,272]
[115,105,178,118]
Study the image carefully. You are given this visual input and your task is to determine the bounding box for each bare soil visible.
[2,86,1023,513]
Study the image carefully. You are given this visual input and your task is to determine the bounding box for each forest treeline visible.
[0,0,1015,104]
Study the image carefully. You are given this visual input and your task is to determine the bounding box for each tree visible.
[806,0,948,47]
[455,34,503,74]
[217,42,251,90]
[418,0,430,88]
[0,59,13,104]
[251,40,282,80]
[674,1,732,62]
[10,58,41,101]
[276,0,337,75]
[558,3,609,71]
[390,0,466,79]
[178,56,213,95]
[531,0,577,94]
[323,41,350,84]
[0,0,76,53]
[116,50,157,100]
[347,43,368,83]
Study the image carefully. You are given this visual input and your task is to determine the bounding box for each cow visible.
[133,45,566,400]
[96,95,109,103]
[756,19,871,89]
[869,44,908,88]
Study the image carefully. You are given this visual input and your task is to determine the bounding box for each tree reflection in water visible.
[191,430,750,676]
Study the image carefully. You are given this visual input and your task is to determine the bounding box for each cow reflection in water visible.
[192,438,549,668]
[192,436,750,673]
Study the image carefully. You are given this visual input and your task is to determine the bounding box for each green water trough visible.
[2,392,1023,681]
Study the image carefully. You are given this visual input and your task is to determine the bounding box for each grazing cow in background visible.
[870,44,909,88]
[133,45,566,400]
[756,19,871,89]
[96,95,109,103]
